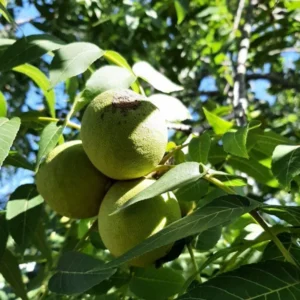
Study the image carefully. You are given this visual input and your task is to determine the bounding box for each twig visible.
[204,173,298,267]
[187,244,202,283]
[181,90,220,98]
[63,99,78,128]
[160,144,189,165]
[38,221,75,300]
[21,116,81,130]
[73,220,98,251]
[167,123,192,133]
[251,210,298,266]
[146,164,175,178]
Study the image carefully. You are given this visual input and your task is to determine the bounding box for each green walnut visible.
[98,178,181,267]
[81,89,168,180]
[36,140,112,219]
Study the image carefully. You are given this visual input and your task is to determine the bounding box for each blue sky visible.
[1,2,299,208]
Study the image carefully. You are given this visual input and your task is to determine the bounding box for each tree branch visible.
[2,16,41,31]
[233,0,256,126]
[181,90,220,98]
[230,0,246,39]
[182,72,299,100]
[247,73,300,91]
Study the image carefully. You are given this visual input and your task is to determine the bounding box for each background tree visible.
[1,0,300,299]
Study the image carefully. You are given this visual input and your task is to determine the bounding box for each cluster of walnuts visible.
[36,89,185,267]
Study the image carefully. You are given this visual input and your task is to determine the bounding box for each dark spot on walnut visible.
[112,90,145,109]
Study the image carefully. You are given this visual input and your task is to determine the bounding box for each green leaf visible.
[223,125,249,158]
[0,213,8,260]
[0,91,7,117]
[0,250,28,300]
[222,177,247,187]
[103,50,140,93]
[203,107,233,135]
[149,94,191,122]
[261,205,300,226]
[174,179,209,202]
[50,195,260,294]
[188,132,211,163]
[35,122,63,172]
[174,149,186,164]
[94,294,119,300]
[196,237,262,277]
[133,61,183,93]
[0,117,21,168]
[253,130,293,156]
[0,38,15,47]
[32,221,52,265]
[249,148,272,168]
[174,0,189,24]
[66,77,78,102]
[262,233,300,262]
[19,111,51,130]
[178,260,300,300]
[196,6,220,18]
[13,64,56,117]
[104,50,132,70]
[6,184,44,250]
[72,92,90,115]
[0,2,14,23]
[0,38,15,56]
[129,267,185,300]
[85,65,136,99]
[272,145,300,188]
[88,271,131,295]
[194,225,222,251]
[229,156,279,188]
[50,42,104,87]
[3,151,35,171]
[48,251,116,295]
[114,162,204,213]
[208,143,227,165]
[0,34,65,72]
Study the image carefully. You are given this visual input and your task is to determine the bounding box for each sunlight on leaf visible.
[149,94,191,122]
[36,122,63,171]
[133,61,183,93]
[50,42,104,87]
[179,260,300,300]
[14,64,56,117]
[0,117,20,168]
[272,145,300,188]
[0,34,65,72]
[203,108,233,135]
[6,184,44,250]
